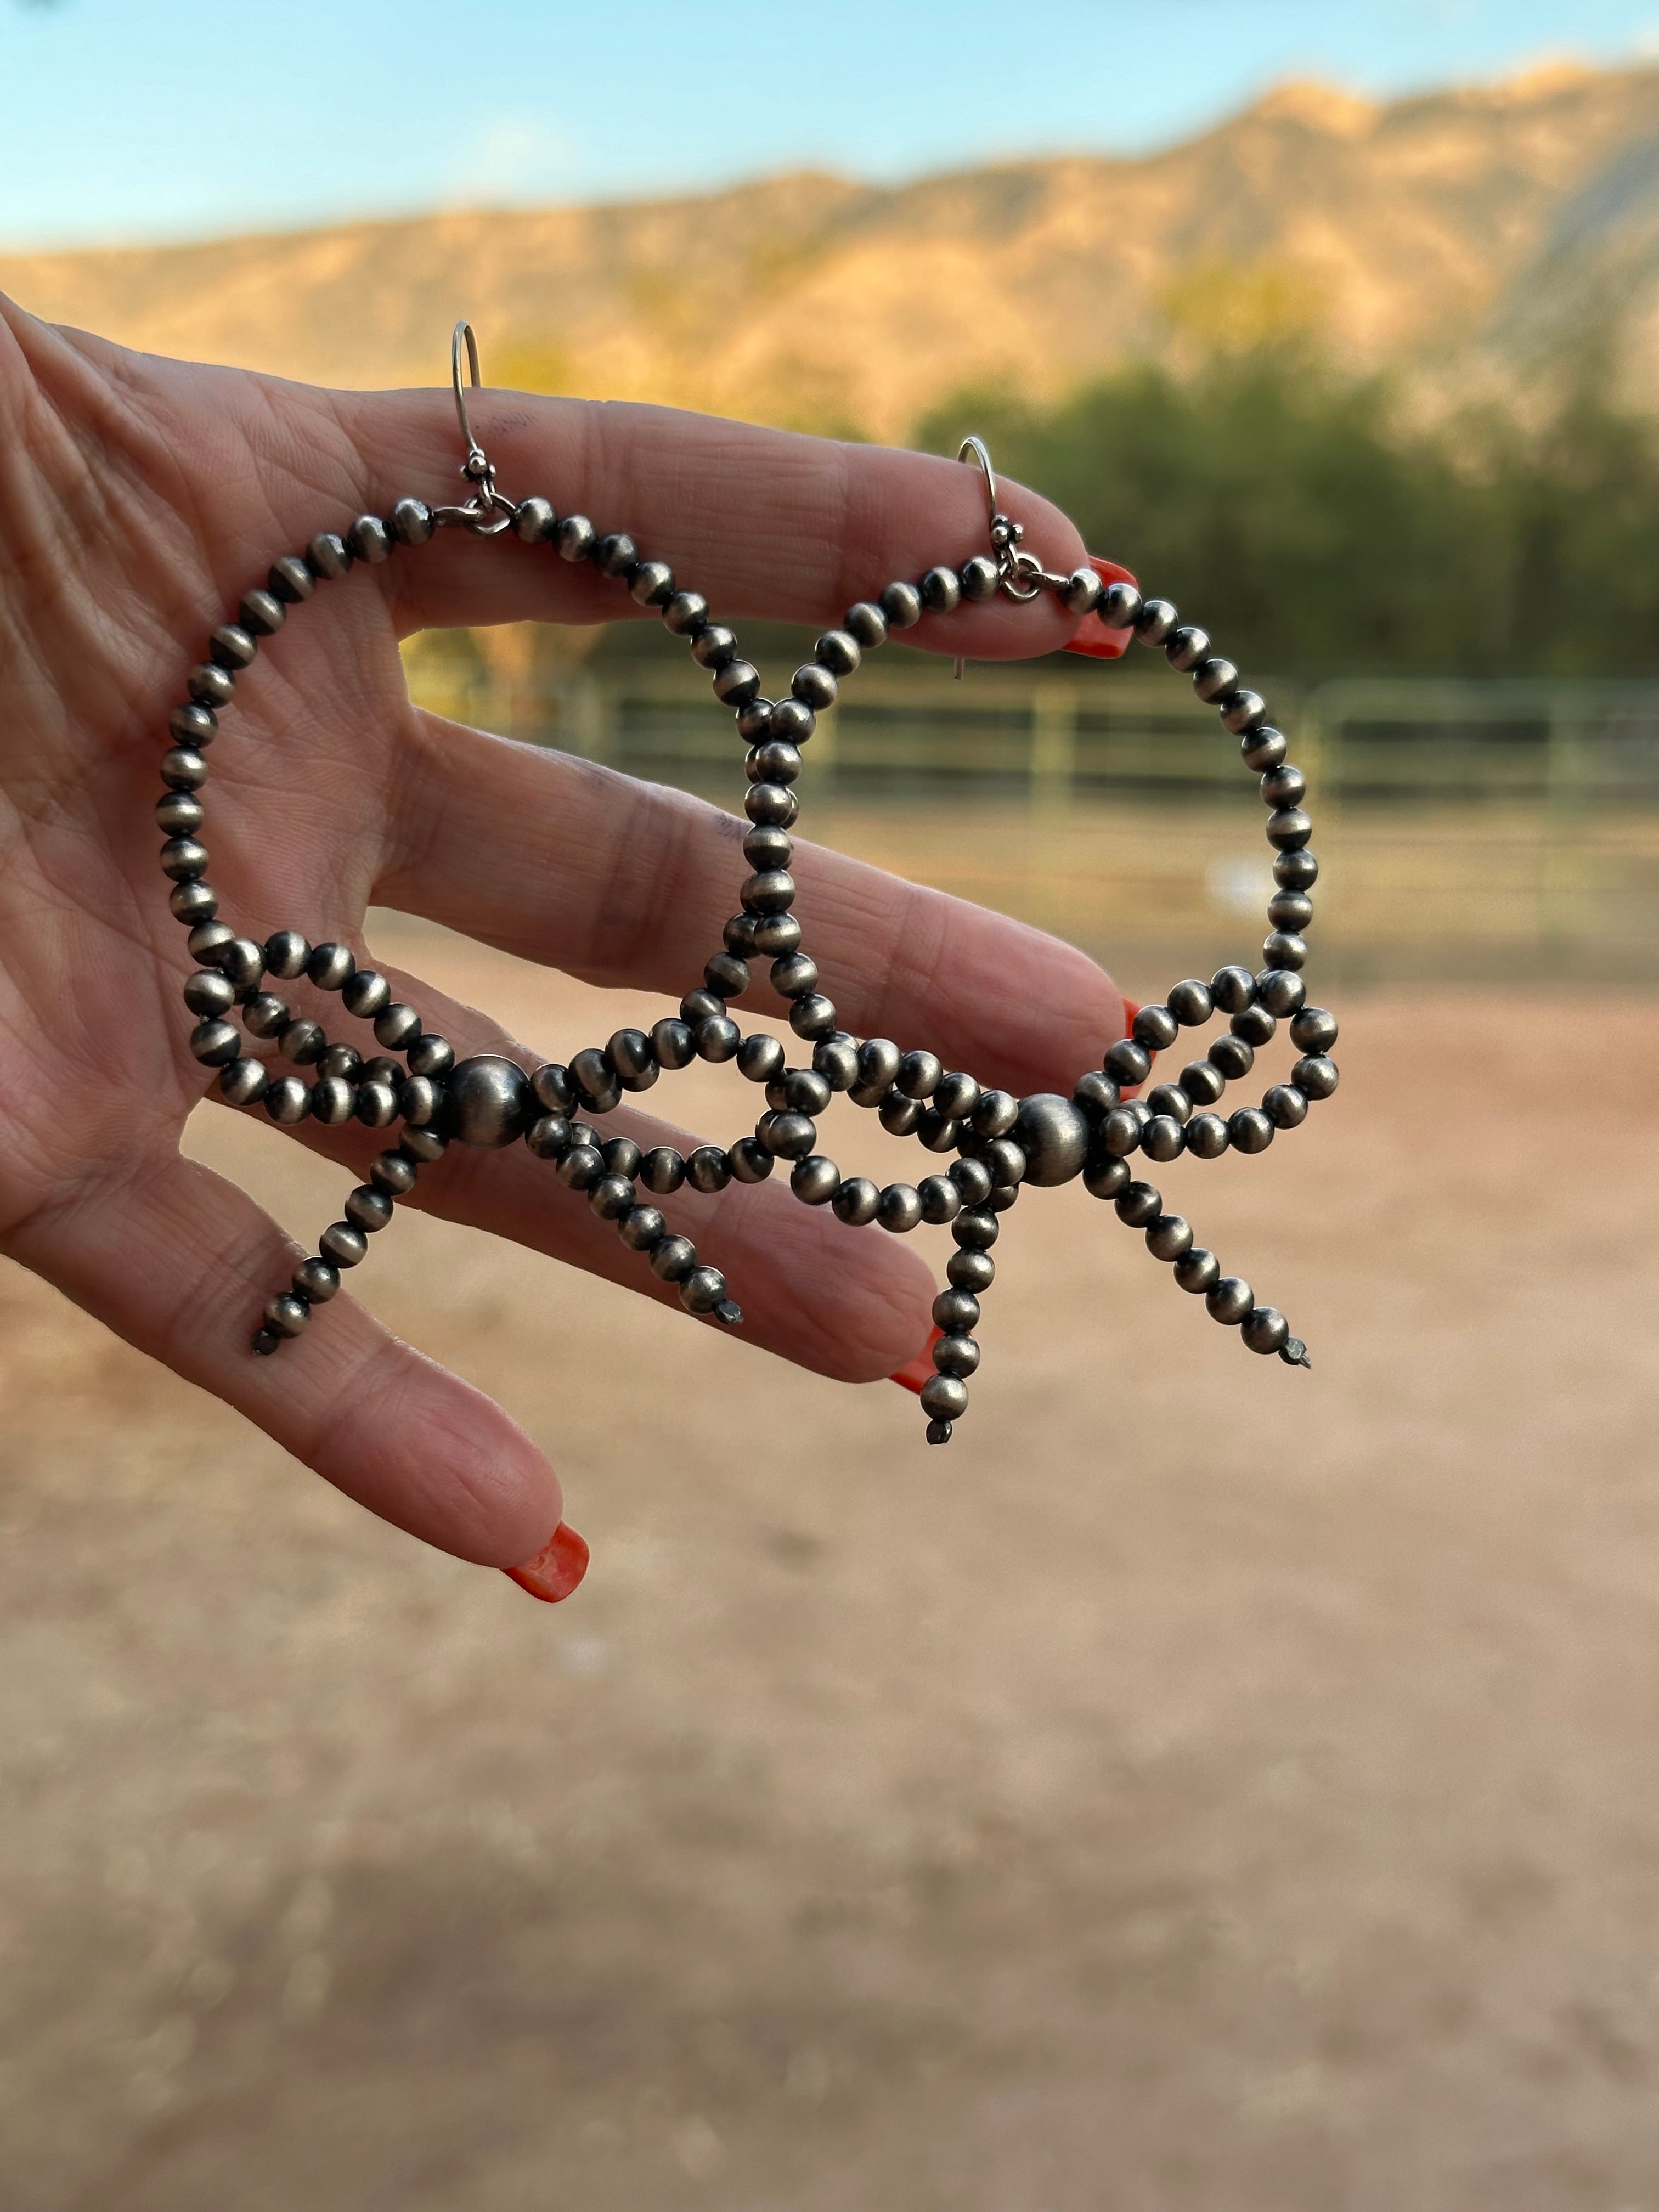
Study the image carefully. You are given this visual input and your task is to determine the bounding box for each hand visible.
[0,296,1121,1583]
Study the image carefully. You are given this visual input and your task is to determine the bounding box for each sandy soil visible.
[2,945,1657,2210]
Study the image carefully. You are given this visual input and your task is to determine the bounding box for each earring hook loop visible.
[452,319,486,467]
[436,319,518,535]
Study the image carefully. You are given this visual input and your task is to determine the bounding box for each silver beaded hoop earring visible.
[164,324,1335,1444]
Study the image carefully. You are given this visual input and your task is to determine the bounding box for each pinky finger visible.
[9,1148,576,1580]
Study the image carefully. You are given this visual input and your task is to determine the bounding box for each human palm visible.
[0,296,1121,1581]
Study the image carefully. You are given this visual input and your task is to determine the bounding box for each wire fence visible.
[405,646,1659,987]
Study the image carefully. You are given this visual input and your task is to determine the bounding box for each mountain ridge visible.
[9,60,1659,437]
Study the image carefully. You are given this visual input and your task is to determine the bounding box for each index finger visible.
[329,387,1088,656]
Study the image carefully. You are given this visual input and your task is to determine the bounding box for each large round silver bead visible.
[448,1054,532,1147]
[1012,1093,1090,1187]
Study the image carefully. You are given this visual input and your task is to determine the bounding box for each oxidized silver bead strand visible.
[157,324,1336,1441]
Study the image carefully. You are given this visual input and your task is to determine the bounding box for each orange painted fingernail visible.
[891,1327,943,1394]
[504,1521,590,1603]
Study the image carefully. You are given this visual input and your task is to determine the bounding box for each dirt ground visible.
[2,939,1658,2210]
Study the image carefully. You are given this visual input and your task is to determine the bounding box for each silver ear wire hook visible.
[434,320,518,535]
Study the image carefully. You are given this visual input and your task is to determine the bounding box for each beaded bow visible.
[161,326,1335,1444]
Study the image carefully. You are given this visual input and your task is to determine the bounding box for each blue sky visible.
[4,0,1659,251]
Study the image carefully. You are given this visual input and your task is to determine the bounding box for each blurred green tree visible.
[917,348,1659,677]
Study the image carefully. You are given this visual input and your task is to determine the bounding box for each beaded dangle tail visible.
[159,323,1334,1446]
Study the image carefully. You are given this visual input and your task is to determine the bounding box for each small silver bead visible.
[208,623,258,672]
[630,560,675,607]
[264,1293,310,1338]
[307,532,352,579]
[663,590,708,635]
[557,514,595,561]
[526,1114,572,1160]
[168,882,217,923]
[1184,1113,1229,1159]
[1180,1060,1225,1107]
[348,515,392,563]
[183,968,234,1018]
[690,623,736,669]
[682,1146,727,1194]
[1264,1084,1309,1129]
[1267,806,1313,851]
[1145,1081,1190,1124]
[1141,1115,1186,1164]
[679,1266,729,1316]
[1134,598,1178,647]
[1232,1004,1277,1048]
[269,555,314,602]
[595,532,636,577]
[1174,1248,1220,1294]
[189,1018,240,1066]
[1104,1037,1152,1086]
[920,1374,968,1420]
[619,1204,665,1251]
[828,1176,878,1226]
[1062,565,1102,615]
[1263,930,1307,971]
[1290,1006,1338,1053]
[695,1017,740,1064]
[1192,655,1238,703]
[514,495,556,543]
[1114,1181,1162,1228]
[407,1033,454,1079]
[161,748,208,791]
[845,601,889,647]
[714,660,761,707]
[393,1075,436,1124]
[1273,883,1318,944]
[933,1289,980,1333]
[1101,580,1143,628]
[951,1159,994,1205]
[264,930,309,980]
[295,1258,340,1304]
[947,1248,996,1291]
[726,1138,774,1184]
[1221,689,1266,734]
[280,1018,325,1065]
[309,1075,357,1126]
[790,1155,840,1206]
[1165,625,1210,672]
[919,566,961,613]
[1261,763,1307,808]
[877,1183,923,1233]
[1146,1214,1193,1261]
[264,1076,310,1124]
[169,702,217,747]
[307,941,355,991]
[1210,1035,1255,1080]
[557,1144,604,1191]
[160,836,209,881]
[1099,1107,1143,1157]
[815,629,862,676]
[218,1058,269,1107]
[391,496,435,545]
[934,1333,980,1378]
[341,969,391,1018]
[1276,841,1319,888]
[918,1173,963,1224]
[1256,968,1306,1017]
[1242,1306,1290,1355]
[895,1049,944,1101]
[187,919,236,963]
[1205,1277,1254,1325]
[345,1185,394,1233]
[369,1150,419,1197]
[532,1063,575,1114]
[1293,1054,1340,1100]
[588,1173,635,1221]
[879,580,923,628]
[320,1222,369,1268]
[1242,725,1289,771]
[960,554,1001,602]
[236,584,285,637]
[1131,1003,1180,1052]
[1210,965,1256,1014]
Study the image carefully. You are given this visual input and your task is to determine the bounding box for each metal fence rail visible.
[404,647,1659,983]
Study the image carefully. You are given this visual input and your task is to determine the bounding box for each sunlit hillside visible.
[10,61,1659,433]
